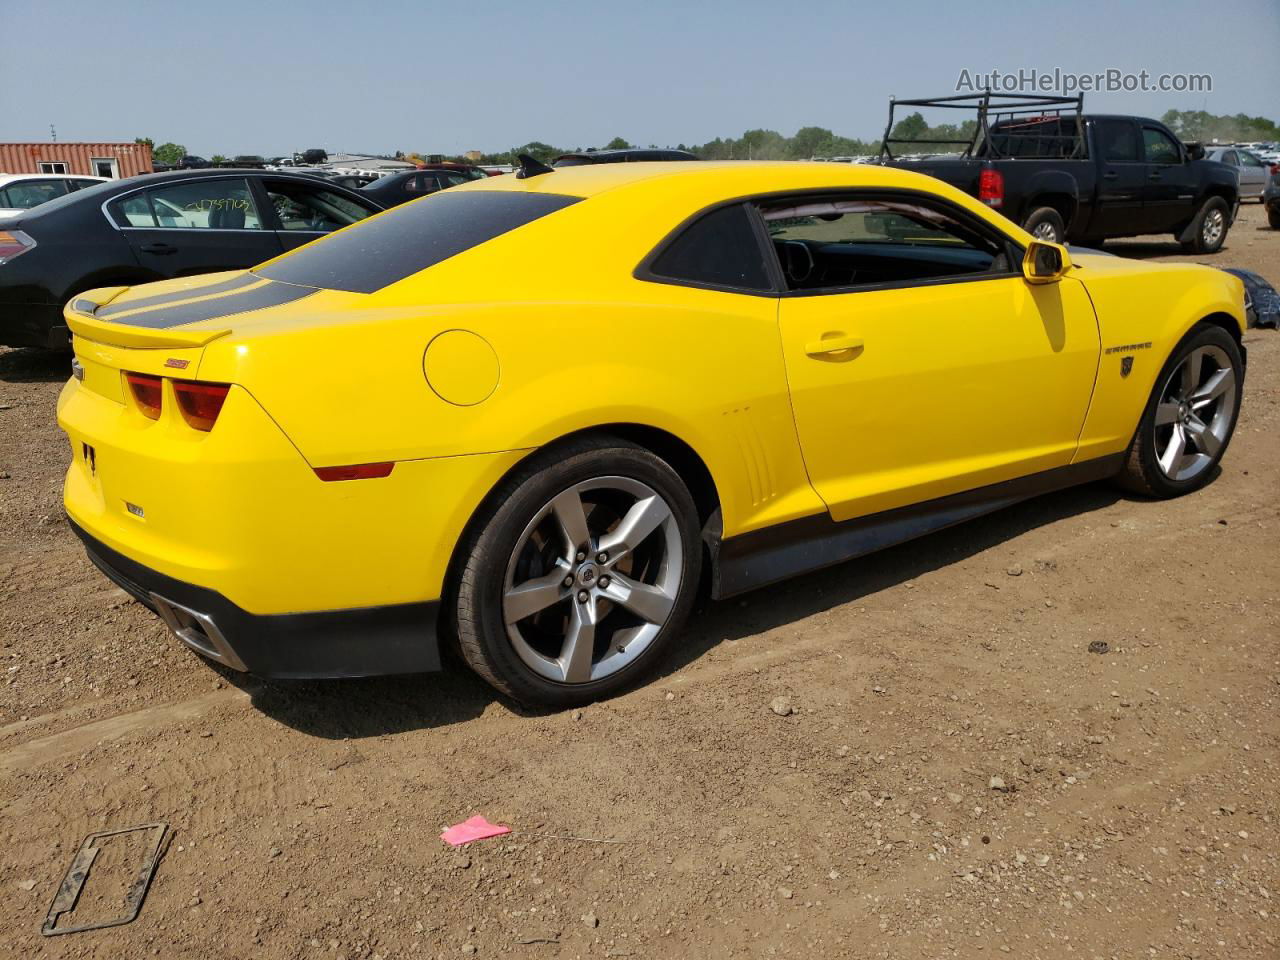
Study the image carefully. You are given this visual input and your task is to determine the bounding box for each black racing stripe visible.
[96,272,260,319]
[110,281,318,329]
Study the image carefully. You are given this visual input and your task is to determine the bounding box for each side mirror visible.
[1186,142,1206,162]
[1022,240,1071,284]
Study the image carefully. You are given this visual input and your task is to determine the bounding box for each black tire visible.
[1023,207,1067,244]
[1115,324,1243,498]
[1179,196,1230,254]
[1268,206,1280,230]
[454,435,702,708]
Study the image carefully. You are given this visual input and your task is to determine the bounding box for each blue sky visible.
[2,0,1276,156]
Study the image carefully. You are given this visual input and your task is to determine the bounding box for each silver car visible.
[1206,147,1270,201]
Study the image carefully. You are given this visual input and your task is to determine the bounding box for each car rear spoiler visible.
[65,295,231,350]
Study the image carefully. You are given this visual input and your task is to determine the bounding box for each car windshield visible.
[255,189,582,293]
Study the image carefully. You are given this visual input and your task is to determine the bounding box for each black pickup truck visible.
[879,93,1239,253]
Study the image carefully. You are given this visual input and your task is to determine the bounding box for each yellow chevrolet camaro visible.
[58,160,1247,707]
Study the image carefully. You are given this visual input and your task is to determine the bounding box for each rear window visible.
[256,190,582,293]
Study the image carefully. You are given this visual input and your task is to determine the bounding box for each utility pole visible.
[50,124,57,143]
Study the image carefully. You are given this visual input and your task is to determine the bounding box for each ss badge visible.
[1120,356,1134,378]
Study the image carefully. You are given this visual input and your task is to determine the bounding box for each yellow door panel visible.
[779,276,1101,521]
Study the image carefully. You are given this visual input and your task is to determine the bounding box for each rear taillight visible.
[1271,163,1279,176]
[978,168,1004,208]
[125,373,163,420]
[173,380,230,431]
[313,462,395,482]
[0,229,35,265]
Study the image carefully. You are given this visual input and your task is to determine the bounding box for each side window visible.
[757,196,1011,293]
[1,179,68,208]
[1240,151,1264,169]
[647,203,771,292]
[130,179,263,229]
[403,174,438,194]
[1142,127,1182,164]
[264,180,374,232]
[441,173,470,188]
[71,178,102,191]
[1221,151,1239,166]
[112,193,156,227]
[38,162,68,174]
[1097,121,1140,163]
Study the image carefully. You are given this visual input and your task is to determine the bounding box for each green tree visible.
[134,136,154,148]
[790,126,836,159]
[889,112,928,143]
[210,154,228,165]
[153,142,186,166]
[604,136,631,150]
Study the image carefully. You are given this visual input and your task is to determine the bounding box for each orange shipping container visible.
[0,142,153,179]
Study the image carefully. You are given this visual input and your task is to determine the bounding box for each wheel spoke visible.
[503,566,568,624]
[550,488,590,556]
[597,495,671,562]
[1180,349,1204,398]
[1159,424,1187,475]
[601,570,676,625]
[1183,415,1222,457]
[1154,402,1180,426]
[558,599,598,683]
[1190,367,1233,408]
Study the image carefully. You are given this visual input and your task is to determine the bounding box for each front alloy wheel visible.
[1117,323,1243,498]
[1151,345,1236,483]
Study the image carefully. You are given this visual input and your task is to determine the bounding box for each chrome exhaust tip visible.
[149,593,247,672]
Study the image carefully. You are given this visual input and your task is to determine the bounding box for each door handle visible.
[1102,171,1119,180]
[139,242,177,255]
[1148,172,1163,180]
[805,335,864,357]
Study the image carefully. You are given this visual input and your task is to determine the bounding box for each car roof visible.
[449,159,991,203]
[0,173,108,185]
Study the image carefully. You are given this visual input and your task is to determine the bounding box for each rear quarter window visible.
[256,190,581,293]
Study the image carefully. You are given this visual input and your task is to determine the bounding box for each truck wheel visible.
[1023,207,1066,244]
[1179,197,1230,254]
[1268,206,1280,230]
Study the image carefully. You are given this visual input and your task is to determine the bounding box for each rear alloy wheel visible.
[1117,324,1242,498]
[455,438,700,707]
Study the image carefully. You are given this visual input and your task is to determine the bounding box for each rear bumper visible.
[71,519,441,678]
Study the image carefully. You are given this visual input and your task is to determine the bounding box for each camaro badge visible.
[164,358,190,369]
[1120,356,1134,377]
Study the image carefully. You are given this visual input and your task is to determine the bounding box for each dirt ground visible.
[2,203,1277,960]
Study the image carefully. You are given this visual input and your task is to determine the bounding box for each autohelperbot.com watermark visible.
[956,68,1212,95]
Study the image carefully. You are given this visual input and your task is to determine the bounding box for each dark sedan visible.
[0,169,383,349]
[359,166,486,208]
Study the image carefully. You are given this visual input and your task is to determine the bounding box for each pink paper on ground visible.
[441,815,512,846]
